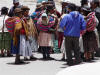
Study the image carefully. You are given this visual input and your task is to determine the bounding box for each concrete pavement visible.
[0,53,67,75]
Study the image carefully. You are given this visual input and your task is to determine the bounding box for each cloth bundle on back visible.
[86,12,97,32]
[5,17,22,36]
[37,13,55,32]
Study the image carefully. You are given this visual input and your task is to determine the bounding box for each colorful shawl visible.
[31,11,44,25]
[37,16,55,32]
[86,12,96,32]
[5,17,21,36]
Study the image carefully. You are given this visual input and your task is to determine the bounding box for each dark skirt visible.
[82,31,98,52]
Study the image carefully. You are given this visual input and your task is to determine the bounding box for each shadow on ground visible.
[7,62,30,65]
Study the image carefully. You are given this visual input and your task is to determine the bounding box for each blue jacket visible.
[60,11,86,37]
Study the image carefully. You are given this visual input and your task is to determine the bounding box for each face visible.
[23,10,29,17]
[13,2,19,7]
[50,9,54,14]
[16,12,23,18]
[42,16,47,20]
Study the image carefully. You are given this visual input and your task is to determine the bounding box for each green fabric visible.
[53,40,60,53]
[0,32,11,50]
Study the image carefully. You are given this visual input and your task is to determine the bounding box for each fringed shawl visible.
[25,17,38,38]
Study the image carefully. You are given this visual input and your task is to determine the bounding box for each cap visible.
[13,0,19,3]
[21,6,30,11]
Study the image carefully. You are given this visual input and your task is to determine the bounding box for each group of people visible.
[0,0,100,66]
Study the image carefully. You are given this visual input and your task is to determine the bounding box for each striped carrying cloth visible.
[5,17,21,35]
[86,12,96,32]
[37,16,55,32]
[31,11,44,25]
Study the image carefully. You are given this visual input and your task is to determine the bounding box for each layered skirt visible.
[82,31,98,52]
[20,35,34,57]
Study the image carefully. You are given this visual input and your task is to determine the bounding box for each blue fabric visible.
[60,11,86,37]
[10,37,20,54]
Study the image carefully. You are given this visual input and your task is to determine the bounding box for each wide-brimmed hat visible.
[21,6,30,11]
[14,8,22,13]
[36,3,43,8]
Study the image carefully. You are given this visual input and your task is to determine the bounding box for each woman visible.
[6,8,24,64]
[82,7,98,61]
[37,13,55,60]
[20,6,38,60]
[0,7,12,57]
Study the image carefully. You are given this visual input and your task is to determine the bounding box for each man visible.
[8,0,22,17]
[60,3,86,66]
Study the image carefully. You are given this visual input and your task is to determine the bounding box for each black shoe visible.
[74,60,82,65]
[41,58,47,61]
[67,62,74,66]
[1,54,5,57]
[60,58,66,61]
[15,60,25,64]
[47,57,54,60]
[24,57,29,61]
[30,56,37,60]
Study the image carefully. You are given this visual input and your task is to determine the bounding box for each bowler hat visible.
[14,8,22,13]
[21,6,30,11]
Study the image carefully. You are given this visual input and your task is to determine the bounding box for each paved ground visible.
[0,53,67,75]
[1,0,100,75]
[0,53,100,75]
[56,58,100,75]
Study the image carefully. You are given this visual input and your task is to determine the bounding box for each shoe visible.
[61,58,66,61]
[67,62,74,66]
[47,57,54,60]
[73,59,82,65]
[30,56,37,60]
[24,57,29,61]
[74,60,82,65]
[15,60,25,64]
[67,60,74,66]
[41,58,47,61]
